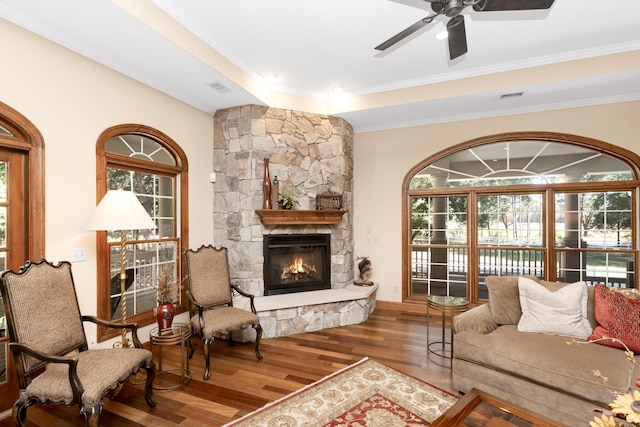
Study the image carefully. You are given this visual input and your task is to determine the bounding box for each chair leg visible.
[80,402,103,427]
[202,336,213,380]
[143,360,156,408]
[12,397,34,427]
[254,324,263,360]
[188,335,195,359]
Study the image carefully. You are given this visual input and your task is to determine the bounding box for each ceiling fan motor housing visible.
[428,0,468,17]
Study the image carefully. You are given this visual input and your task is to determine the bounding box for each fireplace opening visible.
[263,234,331,295]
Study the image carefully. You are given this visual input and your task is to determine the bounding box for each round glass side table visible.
[149,322,193,390]
[426,295,469,367]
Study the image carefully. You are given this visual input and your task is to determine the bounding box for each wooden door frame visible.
[0,101,45,413]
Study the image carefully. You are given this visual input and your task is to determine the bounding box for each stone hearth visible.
[213,105,374,338]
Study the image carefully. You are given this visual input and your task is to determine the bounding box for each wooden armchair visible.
[0,259,156,427]
[184,245,263,380]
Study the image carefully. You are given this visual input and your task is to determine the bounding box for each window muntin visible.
[405,134,639,304]
[97,128,187,341]
[555,191,632,250]
[108,241,178,320]
[411,196,468,245]
[410,195,469,298]
[410,140,634,189]
[477,194,543,248]
[554,191,634,287]
[106,134,176,166]
[105,166,179,321]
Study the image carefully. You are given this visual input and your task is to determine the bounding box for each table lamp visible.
[85,189,157,347]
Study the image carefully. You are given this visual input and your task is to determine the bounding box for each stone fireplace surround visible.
[213,105,376,339]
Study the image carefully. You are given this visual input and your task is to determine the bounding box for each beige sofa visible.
[452,276,640,427]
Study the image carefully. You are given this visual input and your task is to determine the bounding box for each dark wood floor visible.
[0,308,457,426]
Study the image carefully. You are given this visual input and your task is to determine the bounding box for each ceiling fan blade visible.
[473,0,554,11]
[447,15,467,60]
[375,15,437,51]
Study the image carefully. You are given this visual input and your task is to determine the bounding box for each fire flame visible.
[290,257,305,273]
[281,257,316,280]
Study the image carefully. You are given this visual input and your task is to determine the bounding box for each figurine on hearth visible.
[355,256,373,286]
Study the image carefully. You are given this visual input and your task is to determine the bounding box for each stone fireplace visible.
[213,105,376,338]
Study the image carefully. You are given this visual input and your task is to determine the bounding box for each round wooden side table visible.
[427,295,469,367]
[149,322,193,390]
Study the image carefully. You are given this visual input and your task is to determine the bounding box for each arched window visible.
[95,124,188,342]
[403,132,640,304]
[0,101,45,409]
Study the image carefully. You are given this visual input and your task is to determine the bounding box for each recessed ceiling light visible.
[333,86,345,94]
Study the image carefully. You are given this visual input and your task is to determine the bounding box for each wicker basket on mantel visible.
[316,190,343,210]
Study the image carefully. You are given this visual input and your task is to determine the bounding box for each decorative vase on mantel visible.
[262,157,272,209]
[156,302,175,330]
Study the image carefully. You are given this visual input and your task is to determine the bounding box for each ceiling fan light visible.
[436,30,449,40]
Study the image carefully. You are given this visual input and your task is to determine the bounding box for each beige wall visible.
[353,101,640,302]
[1,19,214,347]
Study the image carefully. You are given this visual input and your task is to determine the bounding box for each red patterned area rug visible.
[224,357,458,427]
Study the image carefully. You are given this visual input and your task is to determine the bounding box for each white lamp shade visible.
[85,189,157,231]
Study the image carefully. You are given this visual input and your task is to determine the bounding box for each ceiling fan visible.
[375,0,555,60]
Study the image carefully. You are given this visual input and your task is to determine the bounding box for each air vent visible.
[499,92,524,99]
[209,82,231,94]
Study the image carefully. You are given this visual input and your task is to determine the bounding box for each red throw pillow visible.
[588,284,640,353]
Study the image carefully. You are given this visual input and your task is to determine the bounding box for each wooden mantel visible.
[256,209,346,225]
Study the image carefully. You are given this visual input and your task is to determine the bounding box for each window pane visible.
[0,161,6,202]
[556,250,634,288]
[106,165,177,322]
[106,134,176,166]
[478,194,543,247]
[0,125,12,136]
[110,240,179,320]
[411,195,468,298]
[478,248,545,277]
[107,168,176,242]
[410,140,634,189]
[411,196,467,245]
[411,247,468,297]
[556,192,632,250]
[0,207,5,248]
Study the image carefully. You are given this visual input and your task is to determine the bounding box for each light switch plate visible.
[71,248,87,262]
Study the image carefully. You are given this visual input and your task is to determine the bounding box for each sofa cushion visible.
[486,275,535,325]
[453,303,497,335]
[517,277,592,339]
[589,284,640,353]
[454,325,640,405]
[486,275,521,325]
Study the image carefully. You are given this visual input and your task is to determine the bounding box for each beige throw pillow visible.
[517,277,592,339]
[486,275,539,325]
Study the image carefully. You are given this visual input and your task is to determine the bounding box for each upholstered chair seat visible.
[23,348,153,407]
[190,306,260,339]
[185,245,263,380]
[0,259,156,427]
